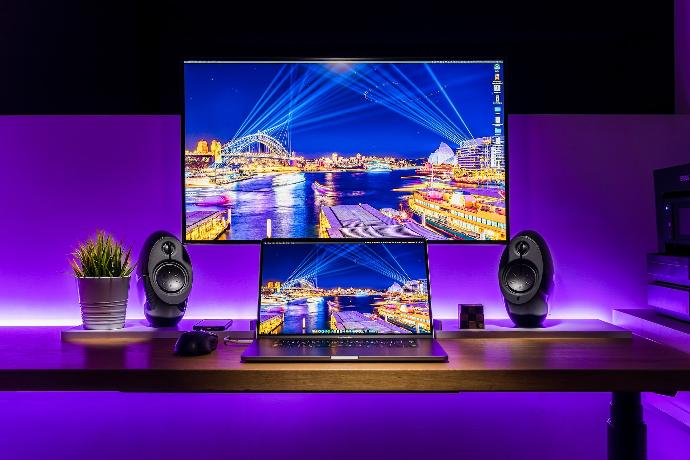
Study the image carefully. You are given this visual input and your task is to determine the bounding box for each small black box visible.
[459,304,485,329]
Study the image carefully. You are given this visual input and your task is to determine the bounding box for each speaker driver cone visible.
[504,262,537,293]
[153,262,187,293]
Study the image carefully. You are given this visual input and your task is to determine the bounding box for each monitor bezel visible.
[181,58,509,245]
[255,237,434,339]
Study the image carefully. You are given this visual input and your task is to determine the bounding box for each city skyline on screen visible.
[258,241,431,335]
[183,60,507,242]
[185,61,495,157]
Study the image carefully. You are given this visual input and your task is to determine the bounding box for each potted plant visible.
[70,231,136,330]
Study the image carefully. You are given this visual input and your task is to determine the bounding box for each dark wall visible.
[677,0,690,112]
[1,1,674,114]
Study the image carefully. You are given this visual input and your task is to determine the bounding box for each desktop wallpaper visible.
[184,61,506,242]
[258,241,431,335]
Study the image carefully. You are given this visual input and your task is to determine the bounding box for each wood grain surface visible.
[2,327,690,392]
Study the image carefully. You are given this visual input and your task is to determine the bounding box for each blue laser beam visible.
[312,64,470,146]
[424,63,474,139]
[230,62,476,155]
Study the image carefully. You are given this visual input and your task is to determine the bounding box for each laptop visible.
[241,238,448,362]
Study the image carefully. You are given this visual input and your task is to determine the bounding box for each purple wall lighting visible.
[2,114,690,460]
[0,391,688,460]
[3,12,690,460]
[2,115,690,324]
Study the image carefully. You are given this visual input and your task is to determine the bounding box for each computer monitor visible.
[183,60,507,243]
[258,239,431,336]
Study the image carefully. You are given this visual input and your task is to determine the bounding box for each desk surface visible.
[2,327,690,393]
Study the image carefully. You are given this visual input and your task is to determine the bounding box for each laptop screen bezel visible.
[256,238,434,339]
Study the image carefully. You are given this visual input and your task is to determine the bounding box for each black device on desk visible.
[241,238,448,362]
[174,331,218,356]
[193,319,233,331]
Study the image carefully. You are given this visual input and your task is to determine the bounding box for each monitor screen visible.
[184,60,506,242]
[258,239,431,336]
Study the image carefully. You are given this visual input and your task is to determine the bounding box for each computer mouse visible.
[174,331,218,356]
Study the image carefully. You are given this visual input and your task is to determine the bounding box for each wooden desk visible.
[0,328,689,393]
[2,327,690,459]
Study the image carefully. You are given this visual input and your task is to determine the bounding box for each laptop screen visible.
[258,239,432,336]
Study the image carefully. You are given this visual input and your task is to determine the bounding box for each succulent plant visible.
[70,231,135,278]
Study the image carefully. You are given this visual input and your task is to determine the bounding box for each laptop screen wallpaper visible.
[259,241,431,335]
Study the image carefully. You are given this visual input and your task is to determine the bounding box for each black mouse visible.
[174,331,218,356]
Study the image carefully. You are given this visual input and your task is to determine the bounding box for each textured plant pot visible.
[77,277,130,330]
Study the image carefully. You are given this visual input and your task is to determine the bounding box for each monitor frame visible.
[181,58,509,245]
[256,237,434,339]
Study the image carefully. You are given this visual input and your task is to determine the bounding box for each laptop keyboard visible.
[273,339,418,348]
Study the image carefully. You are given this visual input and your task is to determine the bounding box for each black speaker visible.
[137,231,193,327]
[498,230,554,327]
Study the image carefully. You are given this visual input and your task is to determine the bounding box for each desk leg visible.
[607,391,646,460]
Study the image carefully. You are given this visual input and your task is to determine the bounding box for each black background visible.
[1,1,675,114]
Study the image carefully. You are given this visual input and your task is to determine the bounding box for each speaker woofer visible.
[503,261,537,294]
[153,262,188,294]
